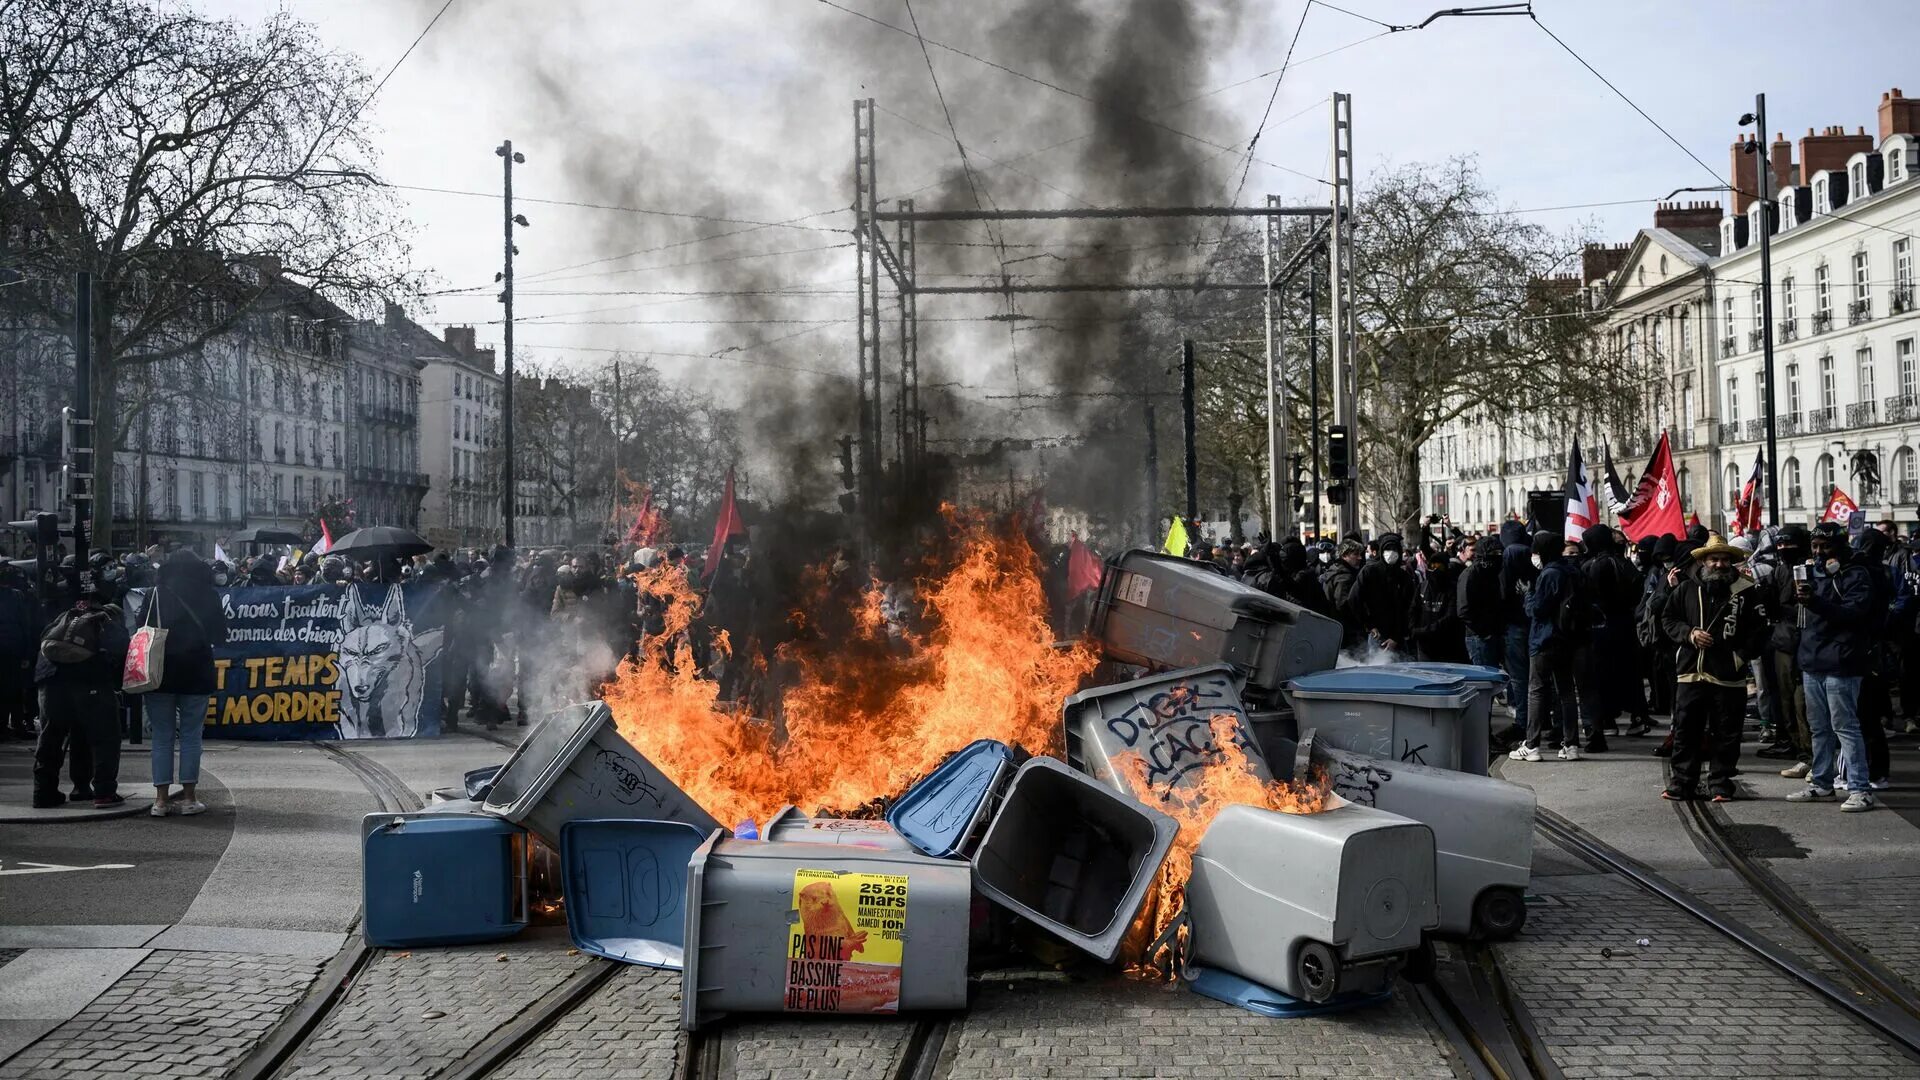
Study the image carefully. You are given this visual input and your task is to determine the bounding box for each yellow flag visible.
[1162,516,1190,557]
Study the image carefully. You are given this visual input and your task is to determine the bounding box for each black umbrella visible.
[328,526,433,558]
[230,526,305,545]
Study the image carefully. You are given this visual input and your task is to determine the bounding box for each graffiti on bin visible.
[1104,679,1261,792]
[591,748,665,807]
[1328,755,1392,807]
[1400,740,1430,766]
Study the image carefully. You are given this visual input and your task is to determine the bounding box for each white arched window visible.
[1725,464,1741,509]
[1678,465,1692,511]
[1816,453,1836,498]
[1898,447,1918,505]
[1785,457,1803,508]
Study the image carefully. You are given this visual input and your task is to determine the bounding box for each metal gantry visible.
[850,97,1351,538]
[1327,92,1360,537]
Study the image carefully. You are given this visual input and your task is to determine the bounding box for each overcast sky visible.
[193,0,1919,451]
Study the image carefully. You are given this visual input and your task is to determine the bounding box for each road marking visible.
[0,859,136,877]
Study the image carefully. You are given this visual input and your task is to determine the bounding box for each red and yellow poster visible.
[783,868,907,1014]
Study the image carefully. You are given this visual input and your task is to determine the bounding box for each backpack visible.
[1634,572,1666,649]
[40,607,105,665]
[1553,566,1592,638]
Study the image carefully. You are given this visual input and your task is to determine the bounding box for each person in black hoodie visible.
[1350,532,1418,660]
[1497,520,1536,740]
[1660,534,1770,801]
[1458,535,1507,669]
[1512,530,1596,761]
[1581,523,1651,745]
[143,549,229,817]
[31,578,129,808]
[1848,528,1895,788]
[1322,540,1367,650]
[0,563,37,740]
[1412,534,1468,662]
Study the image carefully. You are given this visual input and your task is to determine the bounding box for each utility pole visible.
[496,139,525,549]
[69,270,94,582]
[1747,95,1782,527]
[1181,338,1198,525]
[1262,194,1288,541]
[1143,396,1159,546]
[1327,92,1359,534]
[610,357,621,530]
[1306,263,1322,540]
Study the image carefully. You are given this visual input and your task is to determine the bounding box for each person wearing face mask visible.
[1512,531,1596,762]
[1321,540,1368,650]
[1788,522,1880,812]
[1847,528,1895,790]
[1350,532,1417,660]
[1658,534,1769,802]
[1497,519,1537,741]
[1756,526,1812,770]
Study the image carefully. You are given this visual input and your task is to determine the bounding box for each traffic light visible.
[1326,425,1350,482]
[1326,483,1349,508]
[836,434,856,491]
[1289,452,1307,512]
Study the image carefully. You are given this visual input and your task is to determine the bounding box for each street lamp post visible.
[1743,97,1782,527]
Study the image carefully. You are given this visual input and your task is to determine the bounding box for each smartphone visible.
[1792,564,1810,584]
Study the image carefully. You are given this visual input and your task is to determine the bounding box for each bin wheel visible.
[1400,936,1438,984]
[1473,886,1527,940]
[1295,941,1340,1003]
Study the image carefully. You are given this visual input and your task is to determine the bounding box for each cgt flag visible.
[704,468,747,581]
[1731,451,1765,537]
[1617,432,1686,542]
[1821,485,1859,523]
[1563,439,1599,541]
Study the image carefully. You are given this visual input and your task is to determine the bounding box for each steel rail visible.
[1416,942,1563,1080]
[1534,806,1920,1060]
[433,961,622,1080]
[222,744,422,1080]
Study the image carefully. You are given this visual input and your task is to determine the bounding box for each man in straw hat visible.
[1660,532,1769,802]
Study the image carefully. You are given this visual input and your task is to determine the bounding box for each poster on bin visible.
[784,868,906,1014]
[125,583,447,741]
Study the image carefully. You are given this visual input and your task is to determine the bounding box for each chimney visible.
[1730,135,1759,213]
[1654,200,1721,233]
[252,254,282,281]
[1881,87,1920,142]
[1581,242,1631,286]
[1800,124,1875,182]
[383,300,405,329]
[1768,132,1795,191]
[443,325,476,356]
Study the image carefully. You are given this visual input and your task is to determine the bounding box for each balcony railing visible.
[1889,395,1920,423]
[1813,310,1834,334]
[1847,400,1880,427]
[1748,328,1766,352]
[1720,335,1739,358]
[1902,480,1919,505]
[1745,418,1768,442]
[276,499,293,516]
[1776,412,1802,437]
[1807,406,1840,433]
[1778,319,1798,343]
[1717,421,1742,444]
[1893,285,1916,316]
[1668,426,1696,451]
[1850,298,1873,325]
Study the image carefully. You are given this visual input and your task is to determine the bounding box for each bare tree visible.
[0,0,415,545]
[590,354,742,520]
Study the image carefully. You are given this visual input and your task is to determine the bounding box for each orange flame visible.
[600,510,1098,829]
[1117,713,1332,978]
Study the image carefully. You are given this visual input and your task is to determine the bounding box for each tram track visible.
[678,1015,951,1080]
[1415,942,1562,1080]
[1534,804,1920,1061]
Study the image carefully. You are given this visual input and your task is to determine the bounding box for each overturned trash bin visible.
[1064,663,1272,800]
[1089,550,1340,704]
[483,701,720,848]
[1287,668,1481,774]
[888,740,1179,964]
[681,833,971,1029]
[562,818,708,969]
[763,806,914,852]
[361,811,529,948]
[1259,730,1534,940]
[1186,802,1437,1003]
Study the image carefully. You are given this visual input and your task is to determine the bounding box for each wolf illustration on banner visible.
[336,585,445,739]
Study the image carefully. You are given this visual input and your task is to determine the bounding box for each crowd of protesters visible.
[1180,514,1920,813]
[1,535,756,811]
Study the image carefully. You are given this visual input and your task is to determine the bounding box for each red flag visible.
[625,488,657,545]
[1730,452,1765,537]
[1617,432,1686,542]
[705,468,746,581]
[1067,534,1104,599]
[1821,485,1858,523]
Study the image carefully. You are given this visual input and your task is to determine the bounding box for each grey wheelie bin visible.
[1286,668,1481,774]
[1064,664,1272,801]
[1089,550,1340,704]
[1373,662,1506,774]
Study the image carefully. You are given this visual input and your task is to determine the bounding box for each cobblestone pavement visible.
[279,933,590,1080]
[1797,873,1920,994]
[707,1014,917,1080]
[0,950,323,1080]
[1503,847,1920,1079]
[488,965,682,1080]
[939,975,1458,1079]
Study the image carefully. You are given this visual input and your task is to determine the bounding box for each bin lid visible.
[886,739,1015,859]
[464,764,504,801]
[483,702,606,822]
[1372,661,1504,688]
[1187,965,1392,1018]
[1287,668,1471,700]
[562,818,707,969]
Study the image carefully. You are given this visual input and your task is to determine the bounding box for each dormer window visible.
[1895,151,1908,184]
[1779,194,1795,231]
[1814,176,1831,214]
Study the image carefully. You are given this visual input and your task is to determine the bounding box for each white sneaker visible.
[176,800,207,817]
[1870,778,1893,791]
[1841,791,1878,812]
[1509,744,1542,762]
[1555,745,1571,760]
[148,803,169,818]
[1563,745,1583,761]
[1780,761,1811,779]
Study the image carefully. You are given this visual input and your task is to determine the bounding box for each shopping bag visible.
[123,597,167,693]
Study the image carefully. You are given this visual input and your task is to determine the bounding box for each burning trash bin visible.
[482,702,720,848]
[360,811,530,948]
[1185,802,1437,1003]
[762,806,915,851]
[1064,664,1273,798]
[680,831,973,1029]
[1089,550,1340,705]
[887,740,1180,964]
